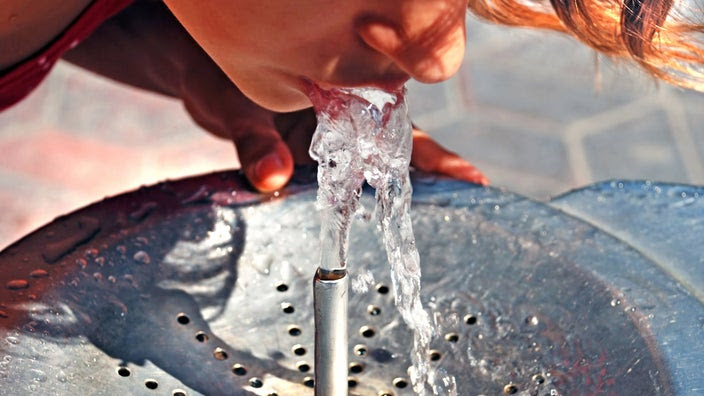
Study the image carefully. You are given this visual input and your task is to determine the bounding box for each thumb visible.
[238,133,294,193]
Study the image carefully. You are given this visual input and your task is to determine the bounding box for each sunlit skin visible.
[2,0,487,193]
[163,0,468,112]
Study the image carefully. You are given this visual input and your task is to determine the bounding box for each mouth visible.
[365,73,411,92]
[311,73,411,94]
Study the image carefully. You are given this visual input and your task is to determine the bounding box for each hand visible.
[62,1,487,192]
[410,127,489,185]
[259,108,490,191]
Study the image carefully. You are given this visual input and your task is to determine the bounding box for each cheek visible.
[232,71,312,113]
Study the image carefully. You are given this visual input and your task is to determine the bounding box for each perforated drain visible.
[0,171,693,395]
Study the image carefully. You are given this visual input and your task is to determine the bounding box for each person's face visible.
[164,0,467,112]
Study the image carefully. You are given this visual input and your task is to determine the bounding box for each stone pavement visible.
[1,15,703,249]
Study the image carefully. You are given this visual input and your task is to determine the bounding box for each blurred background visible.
[1,15,703,249]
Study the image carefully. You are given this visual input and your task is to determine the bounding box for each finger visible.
[411,128,489,185]
[274,109,318,165]
[234,123,295,193]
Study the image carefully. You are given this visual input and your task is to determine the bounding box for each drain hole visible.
[292,345,306,356]
[354,345,368,357]
[176,313,190,325]
[429,350,442,361]
[288,326,302,336]
[393,378,408,389]
[464,314,477,325]
[378,392,394,396]
[117,367,131,377]
[349,362,364,374]
[297,362,310,373]
[303,377,314,388]
[213,347,228,360]
[367,305,381,316]
[249,378,263,388]
[232,364,247,376]
[281,303,295,314]
[172,390,187,396]
[376,284,390,294]
[444,332,459,343]
[348,377,359,388]
[532,374,545,384]
[504,384,518,394]
[195,331,209,342]
[360,326,375,338]
[276,283,289,292]
[145,379,159,390]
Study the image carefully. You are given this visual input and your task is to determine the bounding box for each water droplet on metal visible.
[129,201,158,221]
[181,185,211,204]
[6,279,29,290]
[123,274,138,288]
[29,269,49,278]
[6,336,19,345]
[610,299,621,307]
[76,258,87,269]
[41,217,101,263]
[30,368,47,383]
[210,190,239,206]
[133,251,150,264]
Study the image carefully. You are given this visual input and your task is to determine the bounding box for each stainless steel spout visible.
[314,267,349,396]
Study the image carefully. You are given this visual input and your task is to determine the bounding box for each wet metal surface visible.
[0,170,702,395]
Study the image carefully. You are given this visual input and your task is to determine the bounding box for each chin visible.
[244,85,313,113]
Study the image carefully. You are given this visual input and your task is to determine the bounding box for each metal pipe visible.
[314,267,348,396]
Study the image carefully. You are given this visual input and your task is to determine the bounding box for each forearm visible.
[61,0,187,98]
[61,0,272,136]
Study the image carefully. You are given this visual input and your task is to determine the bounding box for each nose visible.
[356,3,467,84]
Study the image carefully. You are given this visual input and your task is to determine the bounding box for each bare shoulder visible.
[0,0,93,70]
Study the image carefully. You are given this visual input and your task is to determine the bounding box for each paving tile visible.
[460,59,655,125]
[49,63,201,146]
[145,135,239,180]
[0,78,51,137]
[0,129,144,193]
[457,19,665,126]
[678,88,704,169]
[406,80,451,119]
[0,169,82,249]
[464,17,540,58]
[465,161,573,200]
[583,109,690,183]
[432,115,572,182]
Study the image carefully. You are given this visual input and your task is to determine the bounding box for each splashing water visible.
[309,85,452,394]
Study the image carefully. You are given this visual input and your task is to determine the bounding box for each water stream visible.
[308,86,455,394]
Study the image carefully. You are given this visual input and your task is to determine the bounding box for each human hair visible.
[467,0,704,91]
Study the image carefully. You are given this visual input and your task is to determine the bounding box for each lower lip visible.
[313,76,410,93]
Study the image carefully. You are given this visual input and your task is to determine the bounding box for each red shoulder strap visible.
[0,0,134,111]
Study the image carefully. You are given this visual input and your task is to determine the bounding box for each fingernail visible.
[254,152,285,181]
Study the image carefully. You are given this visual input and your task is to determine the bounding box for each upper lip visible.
[367,73,411,92]
[316,73,411,93]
